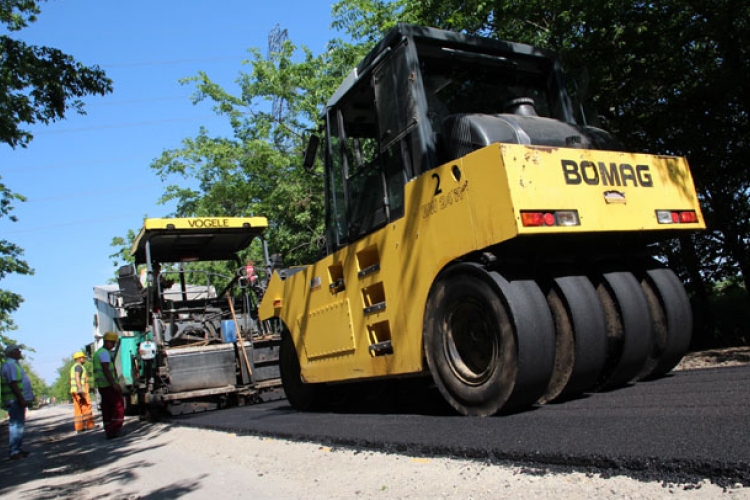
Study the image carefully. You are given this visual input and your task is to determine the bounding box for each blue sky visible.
[2,1,338,383]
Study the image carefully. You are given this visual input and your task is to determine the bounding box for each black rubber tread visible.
[423,264,518,416]
[279,330,322,411]
[595,271,654,390]
[637,268,693,380]
[542,275,607,403]
[541,285,574,403]
[488,271,556,411]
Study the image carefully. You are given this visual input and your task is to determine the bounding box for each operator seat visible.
[117,264,145,308]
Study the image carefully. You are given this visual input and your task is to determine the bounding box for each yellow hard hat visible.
[103,331,119,342]
[73,351,86,360]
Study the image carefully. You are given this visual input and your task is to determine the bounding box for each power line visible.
[25,184,163,203]
[102,56,242,69]
[34,115,221,135]
[2,214,149,235]
[3,155,145,173]
[87,95,193,107]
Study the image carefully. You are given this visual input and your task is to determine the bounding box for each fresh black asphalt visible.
[173,365,750,487]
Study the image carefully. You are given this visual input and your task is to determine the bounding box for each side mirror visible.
[303,134,320,171]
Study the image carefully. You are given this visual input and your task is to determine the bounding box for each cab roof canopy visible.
[131,217,268,265]
[325,23,561,111]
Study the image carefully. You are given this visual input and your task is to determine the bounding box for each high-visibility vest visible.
[69,363,90,394]
[93,347,117,388]
[1,360,22,404]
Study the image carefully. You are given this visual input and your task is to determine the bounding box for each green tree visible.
[22,360,48,400]
[49,357,75,402]
[145,30,362,266]
[0,0,113,350]
[0,182,32,348]
[109,228,139,271]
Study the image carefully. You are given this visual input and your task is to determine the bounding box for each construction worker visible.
[93,332,125,439]
[1,344,35,460]
[70,351,95,432]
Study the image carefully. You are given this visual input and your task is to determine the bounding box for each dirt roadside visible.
[0,351,748,500]
[674,346,750,371]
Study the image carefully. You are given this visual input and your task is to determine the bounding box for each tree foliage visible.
[22,359,48,399]
[0,0,113,351]
[0,0,113,148]
[0,178,32,348]
[148,29,362,265]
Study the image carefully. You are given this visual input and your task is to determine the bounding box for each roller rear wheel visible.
[594,271,654,389]
[424,267,518,416]
[489,272,556,411]
[424,264,555,415]
[637,268,693,379]
[541,275,607,403]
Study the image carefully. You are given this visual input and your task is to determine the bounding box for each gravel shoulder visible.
[0,349,749,500]
[674,346,750,371]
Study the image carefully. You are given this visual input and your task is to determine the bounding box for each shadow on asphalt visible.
[0,405,203,499]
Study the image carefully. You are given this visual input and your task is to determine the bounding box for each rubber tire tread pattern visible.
[423,264,517,416]
[597,271,654,389]
[488,271,556,411]
[547,275,608,401]
[280,332,320,411]
[638,267,693,379]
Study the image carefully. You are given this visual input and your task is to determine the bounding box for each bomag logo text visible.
[187,218,230,228]
[562,160,653,187]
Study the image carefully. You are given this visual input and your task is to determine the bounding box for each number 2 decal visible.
[432,173,442,196]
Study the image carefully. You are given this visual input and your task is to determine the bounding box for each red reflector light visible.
[679,211,698,223]
[656,210,700,224]
[521,210,580,227]
[521,212,544,227]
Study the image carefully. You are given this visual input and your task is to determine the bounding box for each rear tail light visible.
[655,210,699,224]
[520,210,580,227]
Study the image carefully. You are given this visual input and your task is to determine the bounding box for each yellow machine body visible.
[259,143,704,383]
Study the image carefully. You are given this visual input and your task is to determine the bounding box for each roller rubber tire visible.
[488,271,556,411]
[280,331,321,411]
[595,271,654,390]
[423,265,518,416]
[542,275,607,403]
[637,268,693,379]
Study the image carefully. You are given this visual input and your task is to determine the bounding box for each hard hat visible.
[4,344,21,355]
[103,331,119,342]
[73,351,86,360]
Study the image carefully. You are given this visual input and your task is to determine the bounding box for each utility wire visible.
[35,115,220,135]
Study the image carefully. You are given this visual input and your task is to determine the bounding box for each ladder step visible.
[369,340,393,356]
[363,301,386,315]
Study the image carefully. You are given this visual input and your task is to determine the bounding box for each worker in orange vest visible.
[70,351,95,432]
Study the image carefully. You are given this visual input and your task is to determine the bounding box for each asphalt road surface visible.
[174,365,750,486]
